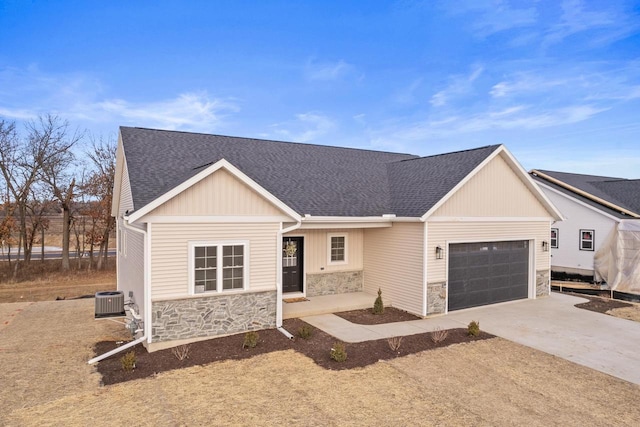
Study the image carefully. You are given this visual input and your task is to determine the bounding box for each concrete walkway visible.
[302,292,640,385]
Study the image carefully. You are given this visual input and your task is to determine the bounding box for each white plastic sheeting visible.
[594,220,640,293]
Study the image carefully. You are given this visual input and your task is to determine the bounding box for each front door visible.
[282,237,304,293]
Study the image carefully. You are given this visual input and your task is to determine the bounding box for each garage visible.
[448,240,530,311]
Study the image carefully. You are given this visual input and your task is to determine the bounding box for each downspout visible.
[276,220,302,339]
[88,214,148,364]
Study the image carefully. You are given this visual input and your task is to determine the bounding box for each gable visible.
[145,168,291,218]
[431,153,552,218]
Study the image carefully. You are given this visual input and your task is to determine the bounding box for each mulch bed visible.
[94,318,493,386]
[573,294,633,314]
[334,307,422,324]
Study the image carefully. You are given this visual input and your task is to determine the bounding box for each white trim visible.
[277,221,302,327]
[143,215,292,223]
[422,221,428,317]
[282,234,307,296]
[421,146,563,221]
[120,215,151,344]
[188,240,251,295]
[551,227,559,249]
[302,215,395,223]
[444,237,536,312]
[300,222,392,229]
[327,233,348,265]
[110,133,125,218]
[128,159,301,223]
[579,229,595,251]
[536,181,623,222]
[428,216,556,222]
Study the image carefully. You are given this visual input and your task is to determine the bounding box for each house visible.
[529,170,640,283]
[112,127,562,351]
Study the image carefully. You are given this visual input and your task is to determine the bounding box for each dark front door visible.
[448,240,529,311]
[282,237,304,293]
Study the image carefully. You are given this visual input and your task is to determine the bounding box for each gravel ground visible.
[2,299,640,426]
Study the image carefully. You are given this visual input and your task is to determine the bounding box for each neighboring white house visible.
[111,127,562,351]
[530,170,640,280]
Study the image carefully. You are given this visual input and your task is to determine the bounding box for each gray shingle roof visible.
[531,170,640,217]
[121,127,501,217]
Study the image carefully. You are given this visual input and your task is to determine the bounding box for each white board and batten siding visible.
[363,223,424,316]
[540,186,617,275]
[143,168,289,300]
[284,228,363,274]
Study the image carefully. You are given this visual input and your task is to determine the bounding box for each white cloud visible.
[490,74,568,98]
[269,112,336,142]
[543,0,638,47]
[96,92,239,132]
[305,59,355,81]
[0,66,239,132]
[430,65,484,107]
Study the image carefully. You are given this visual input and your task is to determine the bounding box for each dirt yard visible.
[2,299,640,426]
[0,264,116,303]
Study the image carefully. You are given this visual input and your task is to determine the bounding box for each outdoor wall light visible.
[435,245,444,260]
[542,240,549,252]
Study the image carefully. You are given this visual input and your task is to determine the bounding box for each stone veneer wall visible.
[427,282,447,315]
[151,291,276,342]
[306,271,363,297]
[536,269,550,297]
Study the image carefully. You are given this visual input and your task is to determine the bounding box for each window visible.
[192,242,248,293]
[579,230,594,251]
[550,228,558,249]
[328,234,347,264]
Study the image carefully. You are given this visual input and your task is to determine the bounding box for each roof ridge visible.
[537,169,623,181]
[120,126,417,157]
[391,144,501,164]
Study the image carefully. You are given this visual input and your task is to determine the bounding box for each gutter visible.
[276,220,302,339]
[531,170,640,219]
[89,214,149,364]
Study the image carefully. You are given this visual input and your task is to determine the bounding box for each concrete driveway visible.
[303,292,640,385]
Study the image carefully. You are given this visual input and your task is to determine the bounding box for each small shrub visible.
[372,288,384,315]
[467,320,480,337]
[243,331,259,349]
[330,342,348,362]
[171,344,191,361]
[120,351,136,372]
[430,327,449,345]
[387,336,403,352]
[297,324,313,340]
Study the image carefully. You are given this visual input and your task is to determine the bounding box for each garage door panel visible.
[448,240,530,311]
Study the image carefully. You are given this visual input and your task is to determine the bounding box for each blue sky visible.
[1,0,639,177]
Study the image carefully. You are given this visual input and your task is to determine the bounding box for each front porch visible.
[282,291,377,319]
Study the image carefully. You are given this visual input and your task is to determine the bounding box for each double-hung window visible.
[192,242,248,294]
[579,230,594,251]
[328,233,347,264]
[550,228,558,249]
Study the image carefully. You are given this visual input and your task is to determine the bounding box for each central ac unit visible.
[95,291,125,318]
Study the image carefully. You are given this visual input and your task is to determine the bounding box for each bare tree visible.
[0,118,42,275]
[35,115,83,271]
[83,135,116,270]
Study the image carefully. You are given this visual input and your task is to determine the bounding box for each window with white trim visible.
[328,234,347,264]
[550,228,558,249]
[579,229,594,251]
[193,242,247,293]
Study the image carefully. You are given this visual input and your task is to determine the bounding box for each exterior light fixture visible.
[435,245,444,260]
[542,241,549,252]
